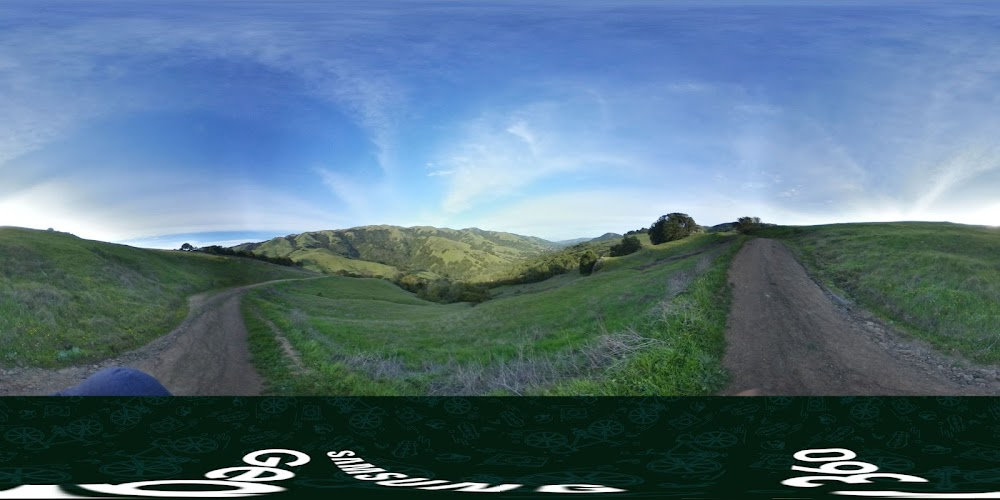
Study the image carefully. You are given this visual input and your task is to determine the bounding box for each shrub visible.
[648,213,699,245]
[610,235,642,257]
[736,216,763,234]
[579,250,599,276]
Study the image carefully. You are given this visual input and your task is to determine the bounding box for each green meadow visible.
[0,227,313,367]
[759,222,1000,364]
[243,232,744,395]
[8,219,995,396]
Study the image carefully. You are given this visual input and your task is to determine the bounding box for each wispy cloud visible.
[909,143,1000,216]
[432,91,656,214]
[505,120,539,154]
[4,2,1000,243]
[0,10,410,171]
[0,168,346,243]
[471,187,748,241]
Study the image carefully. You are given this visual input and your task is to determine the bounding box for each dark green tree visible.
[179,242,194,251]
[648,213,698,244]
[736,216,763,234]
[610,235,642,256]
[579,250,599,276]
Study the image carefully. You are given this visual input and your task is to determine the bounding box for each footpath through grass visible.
[758,222,1000,365]
[244,232,746,395]
[0,227,313,368]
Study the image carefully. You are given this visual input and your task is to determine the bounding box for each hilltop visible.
[233,225,566,282]
[6,220,1000,396]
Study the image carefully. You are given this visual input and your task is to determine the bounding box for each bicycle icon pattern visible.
[0,396,998,496]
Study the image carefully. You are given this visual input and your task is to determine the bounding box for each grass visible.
[239,226,558,282]
[291,247,403,278]
[244,232,745,395]
[0,226,314,368]
[543,239,742,395]
[757,222,1000,364]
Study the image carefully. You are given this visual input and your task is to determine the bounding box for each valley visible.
[1,221,998,396]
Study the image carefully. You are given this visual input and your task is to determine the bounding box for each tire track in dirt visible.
[721,238,1000,396]
[0,278,319,396]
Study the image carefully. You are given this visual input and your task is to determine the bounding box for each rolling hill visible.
[8,219,996,396]
[233,225,562,281]
[243,231,742,395]
[758,221,1000,365]
[554,233,622,247]
[241,220,1000,395]
[0,226,314,367]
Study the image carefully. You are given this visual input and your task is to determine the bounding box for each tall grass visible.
[244,232,745,395]
[543,239,741,395]
[759,222,1000,364]
[0,227,312,367]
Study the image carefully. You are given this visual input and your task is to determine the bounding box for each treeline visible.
[322,269,491,305]
[497,212,708,284]
[488,241,615,286]
[393,273,490,304]
[193,245,302,268]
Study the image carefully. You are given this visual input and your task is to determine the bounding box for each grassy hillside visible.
[243,232,744,395]
[291,248,403,279]
[0,227,314,367]
[487,236,623,285]
[758,222,1000,364]
[234,225,560,281]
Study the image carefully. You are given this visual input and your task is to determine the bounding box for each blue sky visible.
[2,1,999,249]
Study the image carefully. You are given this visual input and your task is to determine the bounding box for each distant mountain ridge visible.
[233,225,563,281]
[554,233,622,247]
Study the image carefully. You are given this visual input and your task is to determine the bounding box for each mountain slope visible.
[234,225,561,281]
[0,226,313,367]
[242,232,741,395]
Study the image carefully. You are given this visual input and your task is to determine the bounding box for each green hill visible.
[489,236,624,286]
[243,231,744,395]
[758,221,1000,364]
[234,225,561,281]
[0,226,314,367]
[554,233,621,247]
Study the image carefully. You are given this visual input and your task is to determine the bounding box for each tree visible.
[648,213,698,245]
[736,216,763,234]
[610,235,642,257]
[180,242,194,251]
[579,250,599,276]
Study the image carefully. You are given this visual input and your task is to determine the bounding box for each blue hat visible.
[53,367,172,396]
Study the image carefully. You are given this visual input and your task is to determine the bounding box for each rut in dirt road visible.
[0,278,316,396]
[131,287,263,396]
[721,238,991,396]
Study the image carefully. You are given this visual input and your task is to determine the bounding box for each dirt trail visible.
[722,238,1000,396]
[0,278,314,396]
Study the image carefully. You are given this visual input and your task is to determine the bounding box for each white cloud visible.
[433,95,647,215]
[314,167,369,215]
[735,103,781,115]
[0,13,409,173]
[313,166,417,227]
[0,171,347,243]
[665,82,711,93]
[909,143,1000,216]
[471,188,753,241]
[4,2,1000,240]
[779,187,800,198]
[505,120,538,154]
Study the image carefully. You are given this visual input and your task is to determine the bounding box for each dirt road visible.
[6,241,997,397]
[0,279,310,396]
[722,238,1000,396]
